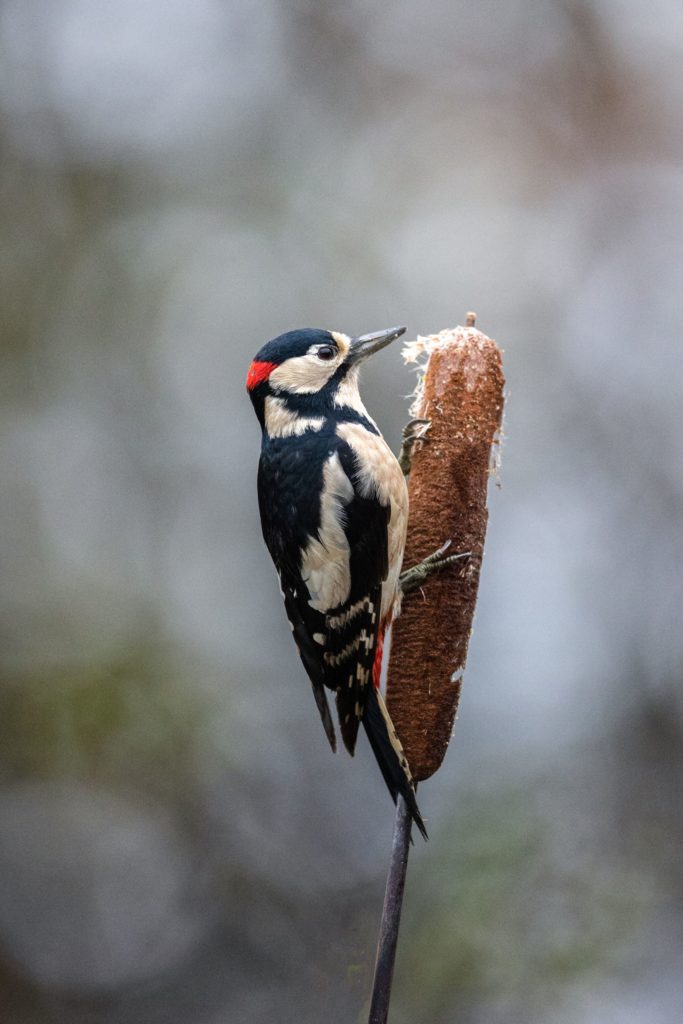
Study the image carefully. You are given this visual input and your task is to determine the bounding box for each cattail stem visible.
[368,795,412,1024]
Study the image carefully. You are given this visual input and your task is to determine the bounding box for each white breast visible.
[301,451,355,612]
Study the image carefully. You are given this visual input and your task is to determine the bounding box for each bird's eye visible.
[317,345,336,361]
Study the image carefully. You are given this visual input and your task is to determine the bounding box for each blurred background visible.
[1,1,682,1022]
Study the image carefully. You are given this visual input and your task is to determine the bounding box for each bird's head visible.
[246,326,406,428]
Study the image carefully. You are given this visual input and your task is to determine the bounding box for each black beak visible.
[346,326,406,366]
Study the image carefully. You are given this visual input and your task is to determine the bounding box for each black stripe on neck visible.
[276,390,380,435]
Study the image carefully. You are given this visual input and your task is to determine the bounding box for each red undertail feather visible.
[372,626,386,689]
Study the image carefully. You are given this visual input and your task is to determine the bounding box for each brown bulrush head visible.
[386,319,505,781]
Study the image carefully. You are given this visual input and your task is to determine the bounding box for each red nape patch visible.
[373,628,386,689]
[246,360,277,391]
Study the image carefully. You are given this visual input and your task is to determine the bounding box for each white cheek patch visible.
[269,354,338,395]
[301,452,354,612]
[264,396,324,437]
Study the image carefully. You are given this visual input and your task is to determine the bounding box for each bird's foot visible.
[398,417,431,475]
[399,541,473,595]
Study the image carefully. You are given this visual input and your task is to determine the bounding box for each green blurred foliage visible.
[0,650,210,791]
[395,793,648,1022]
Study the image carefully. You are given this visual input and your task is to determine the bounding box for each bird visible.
[246,325,428,839]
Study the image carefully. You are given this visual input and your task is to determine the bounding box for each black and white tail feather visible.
[363,686,427,840]
[281,568,426,839]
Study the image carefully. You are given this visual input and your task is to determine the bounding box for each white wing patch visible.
[336,421,408,622]
[323,628,373,667]
[327,596,372,630]
[301,451,354,612]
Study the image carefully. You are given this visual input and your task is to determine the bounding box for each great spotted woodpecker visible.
[246,325,427,839]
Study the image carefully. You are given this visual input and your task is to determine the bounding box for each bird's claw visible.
[399,543,473,595]
[398,418,431,475]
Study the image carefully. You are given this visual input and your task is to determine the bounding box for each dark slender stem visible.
[368,795,413,1024]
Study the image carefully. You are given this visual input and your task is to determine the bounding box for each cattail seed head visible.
[386,322,505,781]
